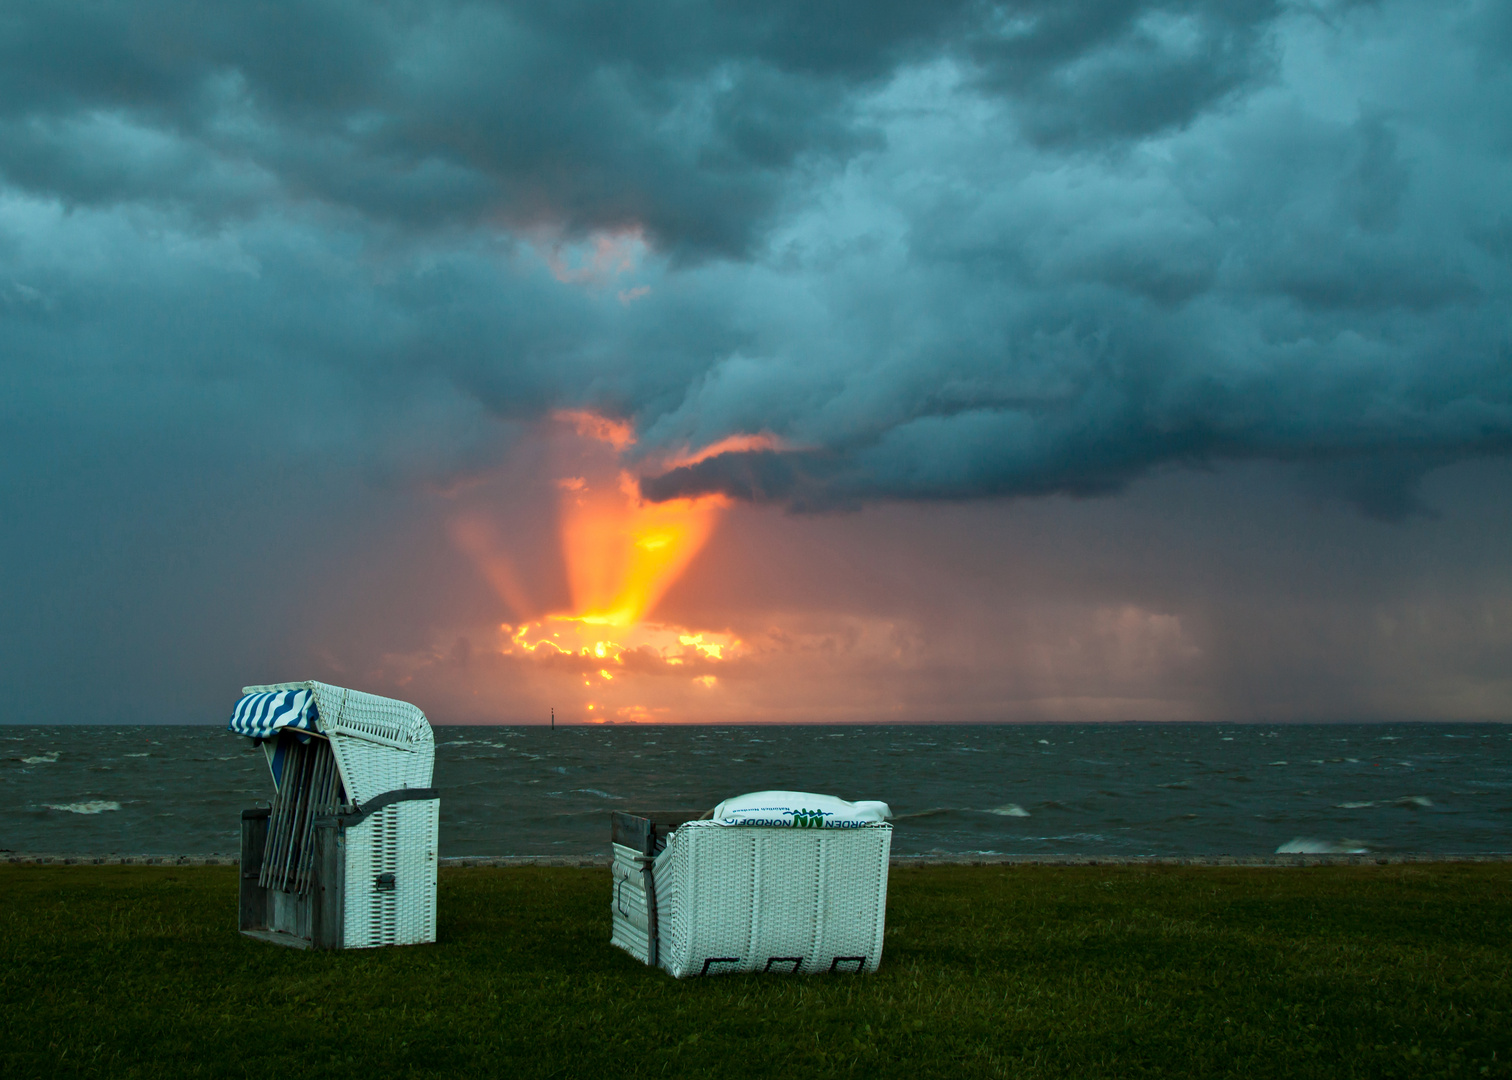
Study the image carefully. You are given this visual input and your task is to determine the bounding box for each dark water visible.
[3,723,1509,857]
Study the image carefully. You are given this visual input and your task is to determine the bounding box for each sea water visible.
[3,723,1509,857]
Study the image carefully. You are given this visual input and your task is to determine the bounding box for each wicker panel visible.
[339,798,439,949]
[751,832,823,972]
[342,814,373,947]
[342,808,394,948]
[336,739,426,806]
[392,798,439,946]
[651,822,892,978]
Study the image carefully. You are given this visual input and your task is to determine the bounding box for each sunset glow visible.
[558,471,726,628]
[498,617,742,722]
[502,619,741,669]
[447,411,759,720]
[553,411,729,628]
[659,431,789,470]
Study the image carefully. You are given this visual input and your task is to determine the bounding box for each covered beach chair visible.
[610,792,892,978]
[227,681,439,950]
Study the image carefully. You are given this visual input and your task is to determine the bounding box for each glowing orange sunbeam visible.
[556,420,726,626]
[449,515,536,619]
[451,410,748,723]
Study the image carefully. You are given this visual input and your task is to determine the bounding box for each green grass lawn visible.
[2,863,1509,1079]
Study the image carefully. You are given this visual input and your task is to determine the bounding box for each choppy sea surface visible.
[3,723,1509,858]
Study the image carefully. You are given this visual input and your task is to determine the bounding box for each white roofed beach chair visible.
[610,792,893,978]
[227,681,439,950]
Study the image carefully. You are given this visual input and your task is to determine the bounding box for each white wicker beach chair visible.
[610,798,892,978]
[228,681,439,950]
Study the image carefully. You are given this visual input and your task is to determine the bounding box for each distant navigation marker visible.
[551,706,555,730]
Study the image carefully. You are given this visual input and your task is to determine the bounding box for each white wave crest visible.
[1276,837,1369,854]
[45,801,121,814]
[988,804,1030,817]
[21,753,59,764]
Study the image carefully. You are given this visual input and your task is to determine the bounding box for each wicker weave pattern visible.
[342,798,439,948]
[650,822,892,978]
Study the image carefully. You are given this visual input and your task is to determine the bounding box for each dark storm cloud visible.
[0,10,1507,527]
[966,0,1284,147]
[0,0,973,256]
[1,0,1507,522]
[628,2,1512,510]
[0,0,1294,252]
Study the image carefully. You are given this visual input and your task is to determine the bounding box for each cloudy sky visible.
[2,0,1509,725]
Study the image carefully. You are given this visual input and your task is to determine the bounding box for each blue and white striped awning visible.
[227,689,320,741]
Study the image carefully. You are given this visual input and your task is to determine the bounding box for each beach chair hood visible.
[228,680,435,805]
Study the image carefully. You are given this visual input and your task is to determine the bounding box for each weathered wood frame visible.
[610,811,704,967]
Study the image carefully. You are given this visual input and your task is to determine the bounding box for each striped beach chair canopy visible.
[228,688,320,741]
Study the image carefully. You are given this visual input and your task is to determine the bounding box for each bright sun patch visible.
[455,411,760,720]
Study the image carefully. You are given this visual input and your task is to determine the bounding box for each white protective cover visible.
[710,791,893,829]
[650,820,892,978]
[245,680,438,949]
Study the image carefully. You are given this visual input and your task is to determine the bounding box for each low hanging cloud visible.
[1,0,1509,524]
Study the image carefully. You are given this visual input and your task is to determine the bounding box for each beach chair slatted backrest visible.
[259,735,343,895]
